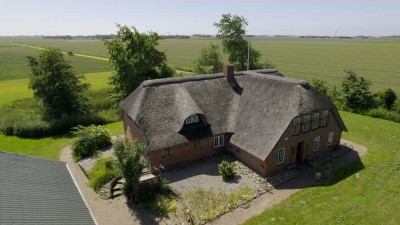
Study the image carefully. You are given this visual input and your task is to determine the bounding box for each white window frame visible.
[214,135,224,148]
[313,136,320,151]
[277,148,285,165]
[185,114,199,124]
[312,113,320,129]
[327,132,334,146]
[292,118,301,135]
[321,110,329,126]
[303,115,310,132]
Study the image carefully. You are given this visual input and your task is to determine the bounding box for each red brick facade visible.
[122,109,342,177]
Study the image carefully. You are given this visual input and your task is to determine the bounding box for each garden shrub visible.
[88,157,118,192]
[218,160,236,179]
[72,125,112,160]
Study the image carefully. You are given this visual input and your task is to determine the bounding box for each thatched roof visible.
[120,69,347,161]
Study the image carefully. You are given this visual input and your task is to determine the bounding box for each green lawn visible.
[243,111,400,225]
[9,37,400,93]
[0,71,112,107]
[0,40,112,80]
[0,121,123,160]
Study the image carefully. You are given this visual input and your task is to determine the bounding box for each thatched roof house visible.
[121,66,346,176]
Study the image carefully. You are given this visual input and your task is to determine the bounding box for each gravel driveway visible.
[163,154,264,196]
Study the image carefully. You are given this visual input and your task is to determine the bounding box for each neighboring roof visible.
[121,69,347,160]
[0,152,95,225]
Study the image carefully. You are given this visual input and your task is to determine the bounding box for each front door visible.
[296,142,304,163]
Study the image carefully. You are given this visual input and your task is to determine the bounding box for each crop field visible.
[0,71,112,107]
[0,40,112,80]
[8,37,400,93]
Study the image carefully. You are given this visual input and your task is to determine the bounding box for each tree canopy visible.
[311,79,328,96]
[341,70,374,110]
[113,138,145,202]
[27,48,89,118]
[214,14,262,70]
[193,43,223,74]
[104,25,174,101]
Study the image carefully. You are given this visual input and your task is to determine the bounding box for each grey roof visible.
[121,69,347,160]
[0,152,95,225]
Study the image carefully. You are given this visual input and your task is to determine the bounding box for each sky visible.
[1,0,399,36]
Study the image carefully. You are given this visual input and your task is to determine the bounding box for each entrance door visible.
[296,142,304,163]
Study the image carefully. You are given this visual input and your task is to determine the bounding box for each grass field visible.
[0,71,112,107]
[0,40,112,80]
[8,37,400,93]
[243,111,400,225]
[0,121,123,160]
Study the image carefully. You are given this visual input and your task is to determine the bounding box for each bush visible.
[366,108,400,123]
[88,157,118,192]
[218,160,236,179]
[72,125,112,160]
[113,139,145,202]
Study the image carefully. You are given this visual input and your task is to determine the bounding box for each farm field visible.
[244,111,400,225]
[7,37,400,93]
[0,40,112,80]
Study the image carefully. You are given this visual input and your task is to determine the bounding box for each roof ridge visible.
[243,71,309,87]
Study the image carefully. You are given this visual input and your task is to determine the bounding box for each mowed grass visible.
[0,40,112,80]
[0,71,113,107]
[0,121,123,160]
[243,111,400,225]
[11,37,400,93]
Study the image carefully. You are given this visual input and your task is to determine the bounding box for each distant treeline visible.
[161,35,190,39]
[4,34,400,40]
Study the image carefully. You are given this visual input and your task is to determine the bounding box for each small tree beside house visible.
[113,138,145,202]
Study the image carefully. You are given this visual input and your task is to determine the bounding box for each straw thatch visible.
[120,69,346,161]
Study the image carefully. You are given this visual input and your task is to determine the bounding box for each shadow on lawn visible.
[275,149,365,190]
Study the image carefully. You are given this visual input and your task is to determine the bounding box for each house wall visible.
[122,111,144,143]
[227,144,267,176]
[264,109,342,176]
[148,134,227,171]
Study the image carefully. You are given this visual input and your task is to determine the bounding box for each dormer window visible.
[185,115,199,124]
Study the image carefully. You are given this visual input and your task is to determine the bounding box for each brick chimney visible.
[223,65,236,87]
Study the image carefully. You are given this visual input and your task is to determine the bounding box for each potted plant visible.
[314,165,322,182]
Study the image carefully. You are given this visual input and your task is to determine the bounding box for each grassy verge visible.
[88,157,118,192]
[243,111,400,225]
[0,121,123,160]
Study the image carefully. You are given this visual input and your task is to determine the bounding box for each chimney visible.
[223,65,236,87]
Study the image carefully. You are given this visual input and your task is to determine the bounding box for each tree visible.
[214,14,262,70]
[379,88,397,110]
[311,79,328,96]
[341,70,374,110]
[104,25,174,101]
[113,138,145,203]
[193,43,223,74]
[27,48,89,118]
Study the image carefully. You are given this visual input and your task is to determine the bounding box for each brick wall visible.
[227,144,267,176]
[122,111,144,143]
[264,109,342,176]
[148,134,227,171]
